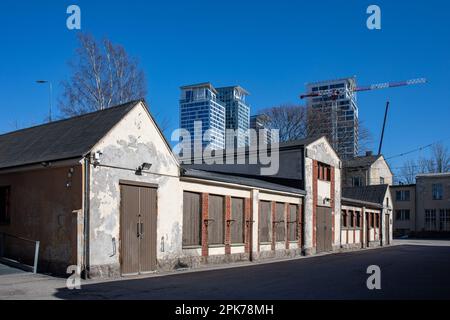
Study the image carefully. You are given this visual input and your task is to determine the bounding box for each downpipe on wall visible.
[82,155,90,279]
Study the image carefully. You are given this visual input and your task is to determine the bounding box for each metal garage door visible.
[316,206,332,253]
[120,183,157,275]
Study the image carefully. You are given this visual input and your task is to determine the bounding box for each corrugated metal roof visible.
[0,100,140,170]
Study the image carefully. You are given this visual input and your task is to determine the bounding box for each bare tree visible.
[59,33,147,117]
[399,159,419,184]
[258,104,372,159]
[420,143,450,173]
[258,104,310,142]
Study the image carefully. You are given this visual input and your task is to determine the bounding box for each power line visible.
[384,137,450,161]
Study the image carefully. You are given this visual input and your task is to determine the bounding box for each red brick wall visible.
[298,202,303,248]
[201,193,209,257]
[330,166,335,244]
[312,160,318,248]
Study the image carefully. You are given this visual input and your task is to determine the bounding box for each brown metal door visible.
[120,184,157,275]
[139,187,157,273]
[120,184,140,275]
[208,195,225,245]
[316,207,332,253]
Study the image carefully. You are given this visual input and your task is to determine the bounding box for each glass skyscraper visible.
[179,83,226,150]
[306,77,359,159]
[216,86,250,148]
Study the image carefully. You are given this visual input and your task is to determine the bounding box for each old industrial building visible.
[0,100,392,278]
[342,185,393,248]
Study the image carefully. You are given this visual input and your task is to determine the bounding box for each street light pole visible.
[36,80,53,122]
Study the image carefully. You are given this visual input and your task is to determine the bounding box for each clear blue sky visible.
[0,0,449,173]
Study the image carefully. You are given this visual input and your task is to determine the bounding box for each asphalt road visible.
[51,243,450,300]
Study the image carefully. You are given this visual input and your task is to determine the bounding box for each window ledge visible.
[182,245,201,250]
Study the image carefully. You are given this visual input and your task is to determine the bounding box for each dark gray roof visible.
[343,155,381,168]
[341,197,383,209]
[181,168,306,195]
[0,100,140,170]
[278,136,325,149]
[342,185,389,206]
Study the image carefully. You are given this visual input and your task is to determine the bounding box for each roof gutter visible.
[180,176,305,197]
[0,157,82,174]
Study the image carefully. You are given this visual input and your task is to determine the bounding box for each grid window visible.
[425,209,437,231]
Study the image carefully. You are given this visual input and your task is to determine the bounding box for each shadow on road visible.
[53,245,450,300]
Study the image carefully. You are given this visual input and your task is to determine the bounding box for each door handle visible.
[137,223,140,238]
[140,222,144,237]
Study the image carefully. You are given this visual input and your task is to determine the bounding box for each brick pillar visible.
[201,193,209,257]
[312,160,318,248]
[271,201,276,251]
[330,166,335,245]
[244,198,251,254]
[225,196,232,255]
[285,203,289,249]
[298,201,303,249]
[361,207,366,248]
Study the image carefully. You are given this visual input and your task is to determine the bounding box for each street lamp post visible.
[36,80,53,122]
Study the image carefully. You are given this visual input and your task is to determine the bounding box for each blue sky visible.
[0,0,449,172]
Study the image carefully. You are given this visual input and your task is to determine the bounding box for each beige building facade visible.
[390,184,416,236]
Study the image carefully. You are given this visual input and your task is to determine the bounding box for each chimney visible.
[366,151,373,157]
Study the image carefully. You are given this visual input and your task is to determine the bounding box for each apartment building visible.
[179,83,226,150]
[216,86,250,148]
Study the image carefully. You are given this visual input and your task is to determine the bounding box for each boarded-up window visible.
[275,203,285,241]
[259,201,272,243]
[349,211,355,228]
[355,211,361,228]
[342,210,348,228]
[231,197,245,244]
[208,195,225,245]
[182,192,201,246]
[0,186,10,225]
[288,204,298,241]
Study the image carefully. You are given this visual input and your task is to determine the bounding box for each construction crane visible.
[300,77,427,99]
[299,77,427,155]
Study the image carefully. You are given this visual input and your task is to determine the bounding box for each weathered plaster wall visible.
[370,157,393,186]
[303,137,342,252]
[87,103,181,277]
[0,164,82,274]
